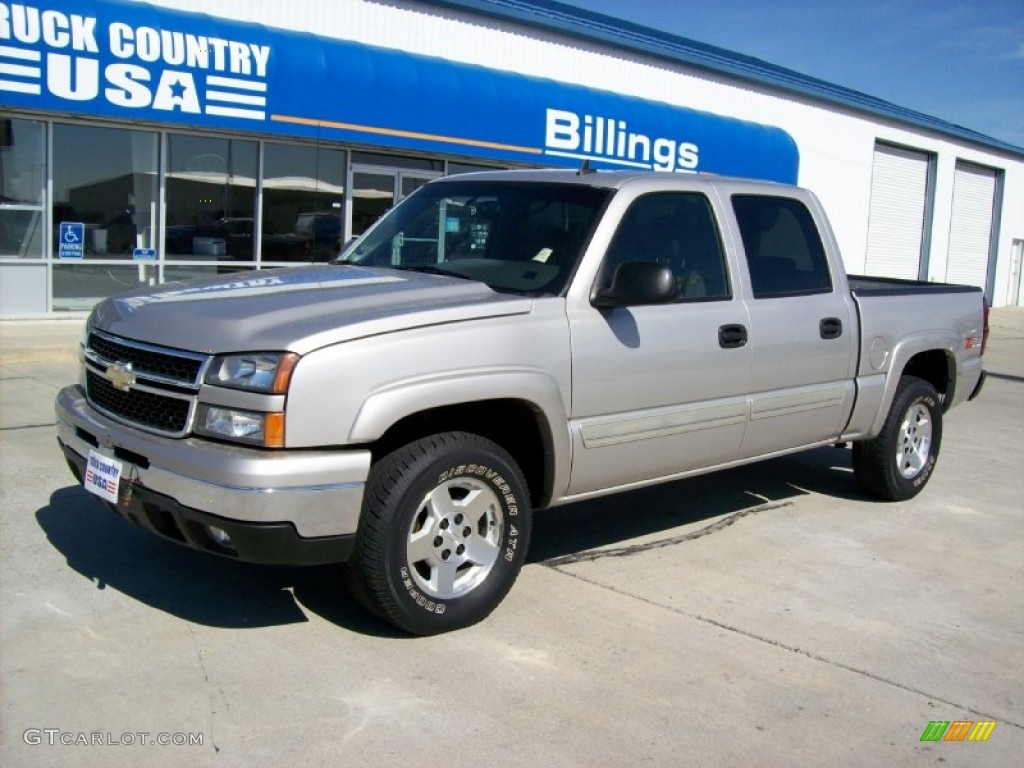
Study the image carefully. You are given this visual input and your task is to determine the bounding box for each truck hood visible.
[89,265,533,354]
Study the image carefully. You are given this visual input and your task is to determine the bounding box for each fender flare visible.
[867,332,957,438]
[348,368,572,503]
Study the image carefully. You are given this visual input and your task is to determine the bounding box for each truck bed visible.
[848,274,982,296]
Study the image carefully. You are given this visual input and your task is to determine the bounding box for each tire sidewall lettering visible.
[852,376,944,502]
[911,455,935,488]
[397,460,523,617]
[901,393,939,486]
[398,566,447,614]
[881,381,942,497]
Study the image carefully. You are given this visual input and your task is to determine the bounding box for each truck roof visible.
[436,167,796,193]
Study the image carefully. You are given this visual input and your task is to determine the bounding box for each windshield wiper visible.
[391,264,475,280]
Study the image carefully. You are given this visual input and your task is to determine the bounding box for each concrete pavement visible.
[1,309,1022,767]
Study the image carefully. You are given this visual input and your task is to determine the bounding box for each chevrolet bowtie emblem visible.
[105,361,136,391]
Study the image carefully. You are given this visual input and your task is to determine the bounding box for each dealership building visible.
[1,0,1022,314]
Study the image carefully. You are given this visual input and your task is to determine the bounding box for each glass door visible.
[351,170,397,238]
[400,173,434,200]
[349,167,440,240]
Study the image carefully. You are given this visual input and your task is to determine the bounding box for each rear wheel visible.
[347,432,531,635]
[853,376,943,500]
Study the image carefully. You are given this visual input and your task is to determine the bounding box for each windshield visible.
[338,180,612,295]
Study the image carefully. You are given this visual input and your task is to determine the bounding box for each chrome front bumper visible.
[56,385,370,543]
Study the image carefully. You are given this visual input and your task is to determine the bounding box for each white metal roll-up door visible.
[865,144,931,279]
[946,161,997,291]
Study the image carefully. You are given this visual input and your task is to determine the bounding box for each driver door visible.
[567,191,751,495]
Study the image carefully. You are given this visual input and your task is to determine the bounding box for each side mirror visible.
[592,262,678,308]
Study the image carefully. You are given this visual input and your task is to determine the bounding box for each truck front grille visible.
[83,330,210,437]
[88,332,203,386]
[86,370,193,434]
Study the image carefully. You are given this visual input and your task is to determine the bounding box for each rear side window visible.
[732,195,832,298]
[601,192,731,301]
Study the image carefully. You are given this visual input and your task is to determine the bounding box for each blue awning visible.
[0,0,799,182]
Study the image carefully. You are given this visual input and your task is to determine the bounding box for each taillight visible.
[981,300,990,355]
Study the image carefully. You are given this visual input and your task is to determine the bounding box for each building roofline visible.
[418,0,1024,159]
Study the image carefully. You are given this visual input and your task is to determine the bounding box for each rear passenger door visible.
[729,193,857,458]
[567,191,751,495]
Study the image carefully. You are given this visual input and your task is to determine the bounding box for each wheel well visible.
[901,350,954,404]
[369,400,554,509]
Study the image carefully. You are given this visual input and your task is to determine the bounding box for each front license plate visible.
[84,449,123,504]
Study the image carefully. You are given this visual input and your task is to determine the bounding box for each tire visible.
[347,432,532,635]
[852,376,943,501]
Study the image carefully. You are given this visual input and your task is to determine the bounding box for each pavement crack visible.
[0,422,56,432]
[187,624,222,753]
[542,501,794,566]
[547,567,1024,731]
[987,372,1024,384]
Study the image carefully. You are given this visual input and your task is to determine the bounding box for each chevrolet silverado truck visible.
[56,169,987,635]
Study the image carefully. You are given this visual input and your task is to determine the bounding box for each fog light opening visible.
[207,525,235,550]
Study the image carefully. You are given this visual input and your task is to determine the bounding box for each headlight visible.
[205,352,298,393]
[196,405,285,448]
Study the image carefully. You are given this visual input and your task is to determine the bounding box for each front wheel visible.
[347,432,532,635]
[852,376,943,501]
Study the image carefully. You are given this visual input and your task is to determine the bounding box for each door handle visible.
[719,324,748,349]
[820,317,843,340]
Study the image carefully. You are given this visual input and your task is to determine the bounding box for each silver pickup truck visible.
[56,169,987,635]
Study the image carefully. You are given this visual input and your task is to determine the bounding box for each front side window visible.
[600,192,730,300]
[732,195,832,298]
[341,180,611,296]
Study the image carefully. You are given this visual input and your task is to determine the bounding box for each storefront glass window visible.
[165,134,257,261]
[447,161,504,175]
[0,117,45,259]
[162,264,256,283]
[0,118,43,205]
[262,142,345,263]
[351,151,442,172]
[52,124,158,260]
[52,263,158,311]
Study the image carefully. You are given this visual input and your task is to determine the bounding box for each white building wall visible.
[143,0,1024,305]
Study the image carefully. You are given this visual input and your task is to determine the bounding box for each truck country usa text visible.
[0,2,270,120]
[545,108,700,173]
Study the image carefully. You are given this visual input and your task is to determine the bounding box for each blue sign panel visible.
[58,221,84,259]
[132,247,157,261]
[0,0,799,182]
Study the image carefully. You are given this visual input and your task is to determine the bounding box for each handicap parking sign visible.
[58,222,85,260]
